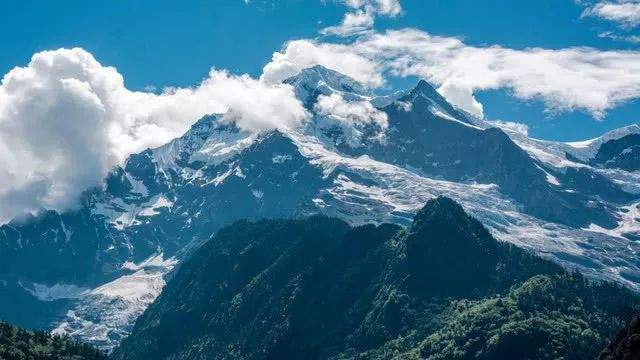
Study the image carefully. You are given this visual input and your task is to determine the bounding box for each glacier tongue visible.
[52,254,177,352]
[19,283,90,302]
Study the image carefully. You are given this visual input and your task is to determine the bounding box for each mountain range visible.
[110,197,638,359]
[0,65,638,352]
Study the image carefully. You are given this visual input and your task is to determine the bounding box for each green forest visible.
[0,321,106,360]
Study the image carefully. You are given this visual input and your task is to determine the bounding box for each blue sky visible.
[1,0,639,141]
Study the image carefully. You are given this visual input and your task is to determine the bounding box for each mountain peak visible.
[399,79,475,125]
[301,64,342,76]
[285,65,371,105]
[409,79,441,99]
[188,114,220,137]
[565,123,640,161]
[296,65,364,89]
[412,196,469,228]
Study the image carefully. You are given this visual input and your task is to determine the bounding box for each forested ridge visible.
[112,197,639,360]
[0,321,105,360]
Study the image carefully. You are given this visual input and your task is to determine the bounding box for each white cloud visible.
[598,30,640,43]
[320,9,375,37]
[343,0,401,16]
[436,83,484,118]
[201,71,309,133]
[321,0,402,37]
[313,93,388,147]
[260,39,383,87]
[362,29,640,118]
[582,1,640,28]
[263,28,640,118]
[0,48,308,222]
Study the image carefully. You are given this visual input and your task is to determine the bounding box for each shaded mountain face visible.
[0,209,107,285]
[600,313,640,360]
[0,126,325,286]
[1,65,639,350]
[290,67,632,228]
[368,82,629,228]
[0,123,329,348]
[112,197,638,360]
[591,134,640,172]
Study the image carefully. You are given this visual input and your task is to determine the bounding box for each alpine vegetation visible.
[111,198,638,360]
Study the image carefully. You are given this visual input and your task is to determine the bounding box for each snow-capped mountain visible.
[0,65,639,351]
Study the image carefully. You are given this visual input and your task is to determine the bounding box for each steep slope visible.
[0,121,328,349]
[1,66,639,351]
[0,321,106,360]
[600,313,640,360]
[284,65,373,108]
[289,67,633,228]
[364,80,631,228]
[591,134,640,172]
[112,197,638,360]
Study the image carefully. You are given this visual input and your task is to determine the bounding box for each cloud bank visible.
[264,28,640,118]
[0,48,307,222]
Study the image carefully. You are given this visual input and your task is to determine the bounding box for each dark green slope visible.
[599,313,640,360]
[0,321,105,360]
[112,197,638,360]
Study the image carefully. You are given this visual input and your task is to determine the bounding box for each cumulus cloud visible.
[582,1,640,28]
[436,83,484,118]
[313,93,388,147]
[260,39,383,86]
[263,28,640,118]
[202,71,309,133]
[0,48,307,222]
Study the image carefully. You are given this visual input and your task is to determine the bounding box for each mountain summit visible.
[285,65,372,106]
